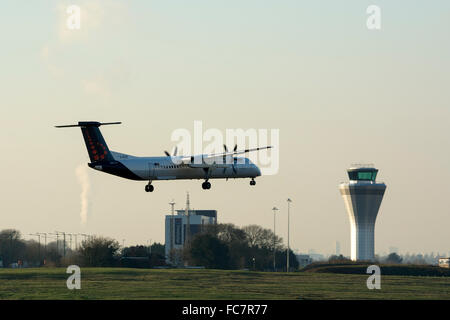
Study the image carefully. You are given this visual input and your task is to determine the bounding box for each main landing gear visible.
[202,180,211,190]
[250,178,256,186]
[145,182,154,192]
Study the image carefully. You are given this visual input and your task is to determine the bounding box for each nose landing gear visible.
[250,178,256,186]
[202,181,211,190]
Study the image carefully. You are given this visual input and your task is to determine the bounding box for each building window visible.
[175,218,182,245]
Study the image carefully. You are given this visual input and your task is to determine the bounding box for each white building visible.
[296,254,312,268]
[438,258,450,268]
[335,241,341,256]
[339,165,386,261]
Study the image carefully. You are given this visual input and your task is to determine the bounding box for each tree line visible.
[0,229,164,268]
[0,223,299,271]
[173,223,299,271]
[324,252,446,266]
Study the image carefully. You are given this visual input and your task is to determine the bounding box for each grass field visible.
[0,268,449,300]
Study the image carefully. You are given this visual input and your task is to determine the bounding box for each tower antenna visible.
[185,192,191,247]
[169,199,176,263]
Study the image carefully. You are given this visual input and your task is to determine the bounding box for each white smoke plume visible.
[75,164,90,225]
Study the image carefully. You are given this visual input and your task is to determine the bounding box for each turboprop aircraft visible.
[56,121,272,192]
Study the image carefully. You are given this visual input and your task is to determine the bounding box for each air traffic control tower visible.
[339,165,386,261]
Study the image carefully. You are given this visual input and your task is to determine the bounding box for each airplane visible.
[56,121,272,192]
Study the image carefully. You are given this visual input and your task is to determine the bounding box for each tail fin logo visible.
[80,126,113,162]
[85,131,108,161]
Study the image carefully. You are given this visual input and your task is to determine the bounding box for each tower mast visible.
[169,199,176,260]
[185,192,191,246]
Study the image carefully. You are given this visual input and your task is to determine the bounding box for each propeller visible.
[164,146,178,157]
[223,144,238,153]
[223,144,238,174]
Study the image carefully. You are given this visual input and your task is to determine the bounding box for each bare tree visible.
[0,229,26,266]
[242,225,284,250]
[77,236,120,267]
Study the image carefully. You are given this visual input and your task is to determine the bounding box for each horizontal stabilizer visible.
[55,121,121,128]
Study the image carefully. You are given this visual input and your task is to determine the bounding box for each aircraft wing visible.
[176,146,272,167]
[205,146,273,158]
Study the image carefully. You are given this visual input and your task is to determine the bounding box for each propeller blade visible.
[164,151,170,157]
[173,146,178,157]
[223,144,228,152]
[233,144,238,152]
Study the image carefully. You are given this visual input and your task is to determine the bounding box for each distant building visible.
[309,253,326,262]
[438,258,450,268]
[296,254,312,268]
[165,192,217,266]
[335,241,341,256]
[164,194,217,264]
[389,246,399,254]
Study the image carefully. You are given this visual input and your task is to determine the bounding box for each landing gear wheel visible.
[250,179,256,186]
[145,184,154,192]
[202,181,211,190]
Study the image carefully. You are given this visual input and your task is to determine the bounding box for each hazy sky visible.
[1,1,449,256]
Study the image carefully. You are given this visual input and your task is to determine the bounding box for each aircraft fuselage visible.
[88,154,261,181]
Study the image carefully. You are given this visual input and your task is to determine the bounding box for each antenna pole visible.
[185,192,191,247]
[287,198,292,272]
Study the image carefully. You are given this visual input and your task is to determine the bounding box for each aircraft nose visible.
[254,165,261,177]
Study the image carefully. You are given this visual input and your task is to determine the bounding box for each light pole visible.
[272,206,279,272]
[38,233,47,251]
[49,232,59,255]
[287,198,292,272]
[29,233,41,264]
[56,231,66,257]
[67,234,73,251]
[38,233,47,260]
